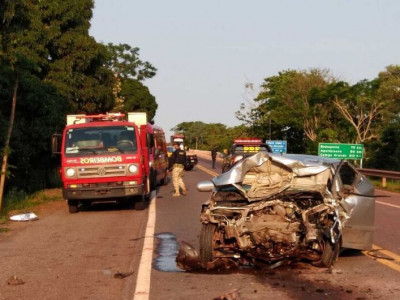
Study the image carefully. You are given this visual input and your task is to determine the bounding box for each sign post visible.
[318,143,364,167]
[266,140,287,154]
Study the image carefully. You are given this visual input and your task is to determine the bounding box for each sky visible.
[90,0,400,140]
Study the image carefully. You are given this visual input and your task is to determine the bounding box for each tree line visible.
[0,0,158,207]
[173,66,400,171]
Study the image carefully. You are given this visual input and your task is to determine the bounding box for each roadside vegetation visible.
[0,189,63,225]
[0,0,158,214]
[173,67,400,174]
[370,179,400,193]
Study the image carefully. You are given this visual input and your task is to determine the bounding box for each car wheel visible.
[150,168,157,190]
[199,223,217,264]
[68,200,79,214]
[134,194,148,210]
[312,237,341,268]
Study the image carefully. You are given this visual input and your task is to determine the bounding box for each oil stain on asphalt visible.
[153,232,185,272]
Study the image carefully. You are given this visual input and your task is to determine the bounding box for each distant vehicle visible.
[193,152,375,270]
[223,138,272,172]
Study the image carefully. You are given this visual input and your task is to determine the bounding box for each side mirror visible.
[197,181,214,192]
[52,133,62,154]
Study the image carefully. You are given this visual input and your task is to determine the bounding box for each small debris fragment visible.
[7,275,25,285]
[113,271,134,279]
[9,212,38,222]
[213,289,242,300]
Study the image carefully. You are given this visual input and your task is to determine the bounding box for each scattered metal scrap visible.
[366,249,395,261]
[212,289,242,300]
[7,275,25,285]
[113,271,134,279]
[9,212,38,222]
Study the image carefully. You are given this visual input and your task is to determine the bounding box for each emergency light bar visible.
[66,113,126,125]
[233,138,263,144]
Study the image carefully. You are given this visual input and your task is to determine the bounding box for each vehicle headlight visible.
[66,168,76,177]
[128,164,138,174]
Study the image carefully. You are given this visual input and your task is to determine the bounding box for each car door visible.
[334,161,375,250]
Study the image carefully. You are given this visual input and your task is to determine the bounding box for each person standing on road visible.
[168,142,187,197]
[211,146,217,169]
[221,148,231,173]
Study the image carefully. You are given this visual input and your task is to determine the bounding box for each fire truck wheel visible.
[68,200,79,214]
[134,194,148,210]
[150,168,157,190]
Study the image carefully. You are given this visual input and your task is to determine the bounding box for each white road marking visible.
[133,191,157,300]
[376,200,400,209]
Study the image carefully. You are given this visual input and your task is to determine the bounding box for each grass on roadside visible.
[0,188,63,225]
[369,178,400,193]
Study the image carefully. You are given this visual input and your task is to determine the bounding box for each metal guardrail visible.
[358,168,400,187]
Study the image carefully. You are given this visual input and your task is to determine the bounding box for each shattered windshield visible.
[64,126,137,156]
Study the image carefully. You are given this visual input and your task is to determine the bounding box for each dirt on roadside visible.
[0,188,65,241]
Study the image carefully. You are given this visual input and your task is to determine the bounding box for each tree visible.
[256,69,332,142]
[376,65,400,120]
[119,79,157,121]
[40,0,115,113]
[0,0,47,210]
[238,69,334,153]
[105,43,158,120]
[105,43,157,81]
[333,79,382,143]
[171,122,249,151]
[367,117,400,170]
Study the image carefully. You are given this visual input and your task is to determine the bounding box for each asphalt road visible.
[0,154,399,300]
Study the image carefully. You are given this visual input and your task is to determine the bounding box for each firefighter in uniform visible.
[168,142,187,197]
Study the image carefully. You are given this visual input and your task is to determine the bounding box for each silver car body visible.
[197,152,375,268]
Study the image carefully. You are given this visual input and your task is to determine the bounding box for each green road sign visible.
[318,143,364,159]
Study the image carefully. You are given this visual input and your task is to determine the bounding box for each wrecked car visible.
[195,152,375,269]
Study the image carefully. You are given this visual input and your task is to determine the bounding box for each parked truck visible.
[52,112,167,213]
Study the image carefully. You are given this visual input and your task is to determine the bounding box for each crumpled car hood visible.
[212,152,334,202]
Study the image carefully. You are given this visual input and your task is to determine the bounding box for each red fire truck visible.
[53,112,167,213]
[149,125,168,187]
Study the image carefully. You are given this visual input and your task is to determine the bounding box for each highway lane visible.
[147,156,400,300]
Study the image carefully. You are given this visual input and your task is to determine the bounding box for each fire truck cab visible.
[54,112,163,213]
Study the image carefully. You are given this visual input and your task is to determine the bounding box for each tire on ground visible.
[68,200,79,214]
[134,194,148,210]
[199,223,217,264]
[312,237,341,268]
